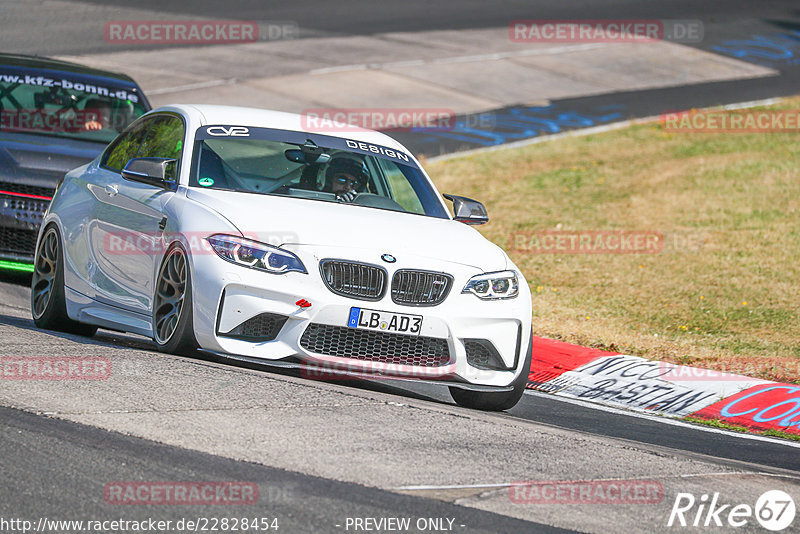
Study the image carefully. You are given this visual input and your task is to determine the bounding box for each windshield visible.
[189,126,449,218]
[0,67,148,143]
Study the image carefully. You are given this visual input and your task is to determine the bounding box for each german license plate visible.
[347,307,422,336]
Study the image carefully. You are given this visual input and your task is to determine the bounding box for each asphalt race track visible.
[4,1,800,156]
[1,276,799,533]
[1,406,562,534]
[2,1,800,533]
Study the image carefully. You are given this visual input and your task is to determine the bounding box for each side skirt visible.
[65,286,153,338]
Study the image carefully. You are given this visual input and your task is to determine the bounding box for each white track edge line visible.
[394,471,799,492]
[309,43,607,75]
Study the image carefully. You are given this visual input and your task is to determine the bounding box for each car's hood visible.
[186,188,507,271]
[0,131,105,188]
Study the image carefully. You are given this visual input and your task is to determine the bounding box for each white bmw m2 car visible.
[31,105,532,410]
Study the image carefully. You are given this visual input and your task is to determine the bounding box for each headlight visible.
[207,234,306,274]
[462,270,519,300]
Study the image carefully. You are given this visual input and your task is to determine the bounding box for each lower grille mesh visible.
[465,340,494,368]
[300,323,451,367]
[0,227,38,258]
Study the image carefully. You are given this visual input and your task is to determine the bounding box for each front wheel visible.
[31,224,97,336]
[450,331,533,411]
[153,244,198,356]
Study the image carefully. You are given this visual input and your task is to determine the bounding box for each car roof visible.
[0,53,138,83]
[165,104,412,153]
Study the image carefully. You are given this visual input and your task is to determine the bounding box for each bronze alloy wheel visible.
[153,247,187,344]
[31,227,58,319]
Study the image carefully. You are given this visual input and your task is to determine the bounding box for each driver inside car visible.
[82,98,111,131]
[323,155,369,203]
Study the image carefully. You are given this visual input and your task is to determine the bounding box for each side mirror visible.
[443,194,489,225]
[121,157,177,188]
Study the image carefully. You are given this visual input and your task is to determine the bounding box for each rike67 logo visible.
[668,490,795,531]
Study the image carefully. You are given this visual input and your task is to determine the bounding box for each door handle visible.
[105,184,119,196]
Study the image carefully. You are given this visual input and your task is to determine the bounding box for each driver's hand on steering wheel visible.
[336,190,358,203]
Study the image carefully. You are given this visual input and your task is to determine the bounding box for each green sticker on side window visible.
[198,177,214,187]
[175,140,183,152]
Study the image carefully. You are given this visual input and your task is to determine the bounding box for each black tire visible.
[31,224,97,337]
[153,244,198,356]
[450,331,533,411]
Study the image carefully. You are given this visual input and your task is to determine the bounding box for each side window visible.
[136,115,185,181]
[375,158,426,215]
[102,119,150,171]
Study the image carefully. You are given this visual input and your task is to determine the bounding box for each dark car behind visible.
[0,53,150,269]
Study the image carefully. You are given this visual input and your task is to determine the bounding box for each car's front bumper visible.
[0,189,51,264]
[189,247,532,389]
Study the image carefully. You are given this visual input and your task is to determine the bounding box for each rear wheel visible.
[153,244,198,355]
[31,225,97,336]
[450,331,533,411]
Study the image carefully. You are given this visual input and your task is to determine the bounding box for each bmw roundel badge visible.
[381,254,396,263]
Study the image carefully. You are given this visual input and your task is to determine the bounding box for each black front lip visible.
[198,349,514,392]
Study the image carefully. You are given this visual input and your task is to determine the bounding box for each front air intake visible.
[219,313,287,341]
[464,339,508,370]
